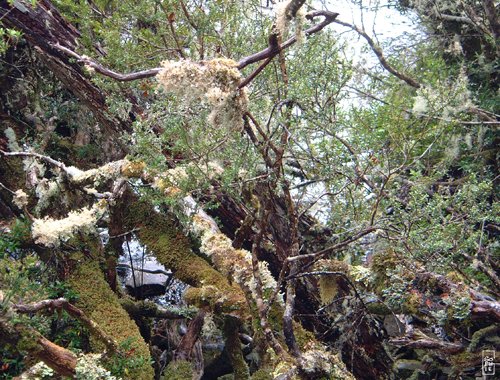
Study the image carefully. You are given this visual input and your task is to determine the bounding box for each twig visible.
[0,181,15,194]
[53,44,162,81]
[286,227,377,262]
[237,10,339,69]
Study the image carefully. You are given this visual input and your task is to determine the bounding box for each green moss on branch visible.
[68,260,154,380]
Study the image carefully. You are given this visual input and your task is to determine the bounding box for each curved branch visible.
[53,44,162,81]
[333,19,421,89]
[46,10,338,86]
[237,10,339,70]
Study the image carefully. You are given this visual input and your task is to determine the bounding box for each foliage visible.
[0,0,498,379]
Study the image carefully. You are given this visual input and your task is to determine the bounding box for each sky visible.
[316,0,422,63]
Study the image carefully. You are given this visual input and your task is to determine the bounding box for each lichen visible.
[17,361,54,379]
[34,178,62,214]
[301,344,355,380]
[190,215,280,306]
[66,160,125,185]
[275,0,306,43]
[75,354,119,380]
[4,127,21,151]
[31,201,107,247]
[157,59,248,131]
[120,160,146,178]
[13,189,28,208]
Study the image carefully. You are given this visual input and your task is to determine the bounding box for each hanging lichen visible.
[156,59,248,131]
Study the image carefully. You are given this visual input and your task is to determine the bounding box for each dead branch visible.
[286,226,377,262]
[53,43,162,81]
[390,336,464,354]
[174,309,206,361]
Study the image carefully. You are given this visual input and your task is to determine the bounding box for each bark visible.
[0,312,77,377]
[0,0,131,140]
[174,310,206,362]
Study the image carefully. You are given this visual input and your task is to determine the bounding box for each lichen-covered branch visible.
[237,10,339,70]
[121,196,249,316]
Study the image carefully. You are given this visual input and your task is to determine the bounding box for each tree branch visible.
[237,10,339,70]
[333,19,421,88]
[13,298,119,355]
[53,44,162,81]
[390,336,464,354]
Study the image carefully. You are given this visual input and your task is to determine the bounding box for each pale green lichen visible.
[34,178,61,214]
[13,189,28,208]
[4,127,21,151]
[157,59,248,130]
[17,362,54,379]
[153,161,225,196]
[201,312,221,340]
[192,217,280,305]
[31,201,107,247]
[275,0,306,43]
[66,160,126,185]
[75,354,119,380]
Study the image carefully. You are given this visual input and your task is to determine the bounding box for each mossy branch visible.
[14,298,119,355]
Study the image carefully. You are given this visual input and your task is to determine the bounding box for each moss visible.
[124,200,248,316]
[468,325,499,352]
[161,360,193,380]
[223,316,250,380]
[404,292,422,315]
[365,302,391,315]
[251,369,273,380]
[445,271,465,283]
[449,351,481,373]
[370,250,400,292]
[68,260,153,380]
[121,160,146,178]
[293,321,316,350]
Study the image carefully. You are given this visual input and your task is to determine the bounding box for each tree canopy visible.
[0,0,498,379]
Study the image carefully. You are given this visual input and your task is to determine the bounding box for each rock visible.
[125,261,172,299]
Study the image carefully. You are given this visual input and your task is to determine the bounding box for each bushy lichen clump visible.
[31,201,107,247]
[191,214,280,305]
[68,261,153,380]
[156,58,248,130]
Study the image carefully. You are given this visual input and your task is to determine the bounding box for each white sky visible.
[317,0,421,63]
